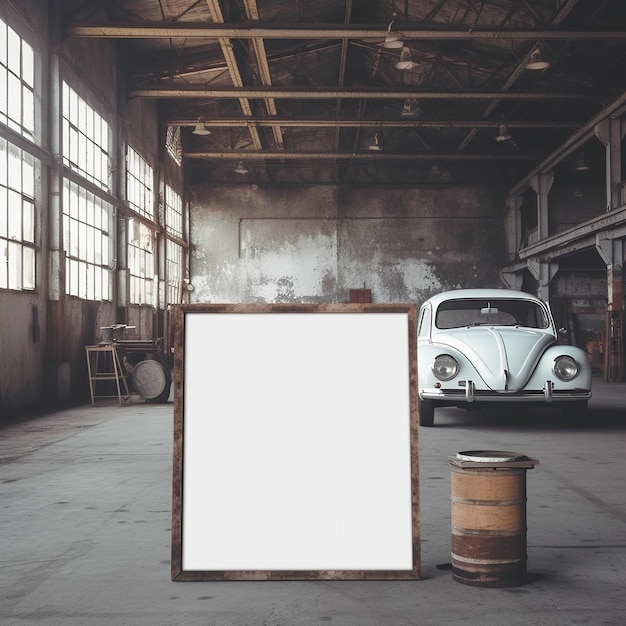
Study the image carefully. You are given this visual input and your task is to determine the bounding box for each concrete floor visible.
[1,378,625,625]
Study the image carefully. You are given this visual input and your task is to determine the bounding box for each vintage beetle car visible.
[417,289,592,426]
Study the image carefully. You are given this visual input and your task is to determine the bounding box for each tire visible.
[131,359,172,403]
[419,397,435,427]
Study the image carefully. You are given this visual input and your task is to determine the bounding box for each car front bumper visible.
[421,380,592,403]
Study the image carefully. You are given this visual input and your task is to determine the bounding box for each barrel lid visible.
[456,450,523,463]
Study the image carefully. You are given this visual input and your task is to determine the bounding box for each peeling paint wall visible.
[190,184,508,305]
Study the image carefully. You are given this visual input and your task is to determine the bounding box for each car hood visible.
[436,326,555,392]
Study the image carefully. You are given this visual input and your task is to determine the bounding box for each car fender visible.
[417,341,487,390]
[526,344,592,390]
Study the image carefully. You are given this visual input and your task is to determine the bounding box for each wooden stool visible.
[85,344,131,406]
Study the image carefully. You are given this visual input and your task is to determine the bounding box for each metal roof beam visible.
[132,87,594,100]
[174,117,576,128]
[67,23,626,40]
[242,0,284,149]
[203,0,263,150]
[184,150,534,160]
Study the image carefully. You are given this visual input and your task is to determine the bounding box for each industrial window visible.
[61,82,113,300]
[0,138,35,290]
[62,82,110,190]
[126,147,155,305]
[0,18,35,139]
[166,239,183,305]
[127,146,154,219]
[62,179,112,300]
[164,184,184,305]
[0,19,36,291]
[165,184,183,239]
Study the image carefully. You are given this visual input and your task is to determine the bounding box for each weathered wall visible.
[190,184,508,306]
[0,5,169,414]
[549,184,606,235]
[0,292,46,412]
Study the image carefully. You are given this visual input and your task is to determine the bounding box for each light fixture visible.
[526,46,550,70]
[234,161,249,175]
[574,152,590,171]
[427,163,453,183]
[382,21,404,49]
[574,183,583,198]
[368,132,383,151]
[495,123,512,142]
[192,118,211,136]
[429,164,442,178]
[401,99,422,117]
[395,47,415,70]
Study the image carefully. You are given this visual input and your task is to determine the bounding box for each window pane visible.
[21,41,34,87]
[22,153,34,197]
[0,189,7,238]
[22,245,34,290]
[0,138,6,186]
[22,85,34,136]
[69,218,79,257]
[8,240,20,289]
[7,27,20,73]
[0,241,7,288]
[0,22,6,67]
[8,189,21,238]
[7,73,21,127]
[22,199,34,243]
[0,67,7,125]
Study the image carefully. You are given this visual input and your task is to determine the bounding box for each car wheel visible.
[419,398,435,427]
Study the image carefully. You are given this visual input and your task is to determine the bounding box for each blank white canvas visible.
[182,311,413,572]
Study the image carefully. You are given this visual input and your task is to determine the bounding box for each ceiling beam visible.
[67,23,626,40]
[184,150,535,160]
[203,0,263,150]
[132,86,594,100]
[242,0,284,149]
[174,117,576,128]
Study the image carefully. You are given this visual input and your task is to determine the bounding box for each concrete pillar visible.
[504,194,522,262]
[596,236,625,381]
[527,258,558,303]
[529,173,554,242]
[595,117,625,211]
[596,236,625,310]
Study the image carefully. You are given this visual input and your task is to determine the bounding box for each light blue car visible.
[417,289,592,426]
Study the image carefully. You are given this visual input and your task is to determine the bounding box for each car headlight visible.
[432,354,459,381]
[553,355,579,381]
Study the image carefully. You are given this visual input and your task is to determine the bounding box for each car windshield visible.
[435,298,550,330]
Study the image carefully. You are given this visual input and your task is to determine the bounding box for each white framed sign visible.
[171,304,419,581]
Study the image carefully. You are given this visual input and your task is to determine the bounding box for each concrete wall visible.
[190,184,508,306]
[0,292,46,412]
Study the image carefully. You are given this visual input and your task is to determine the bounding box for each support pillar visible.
[529,173,554,242]
[527,259,558,304]
[504,194,522,263]
[596,237,625,381]
[595,117,625,211]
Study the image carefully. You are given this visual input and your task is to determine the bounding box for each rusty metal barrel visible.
[449,450,538,588]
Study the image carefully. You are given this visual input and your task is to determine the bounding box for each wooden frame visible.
[171,304,419,581]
